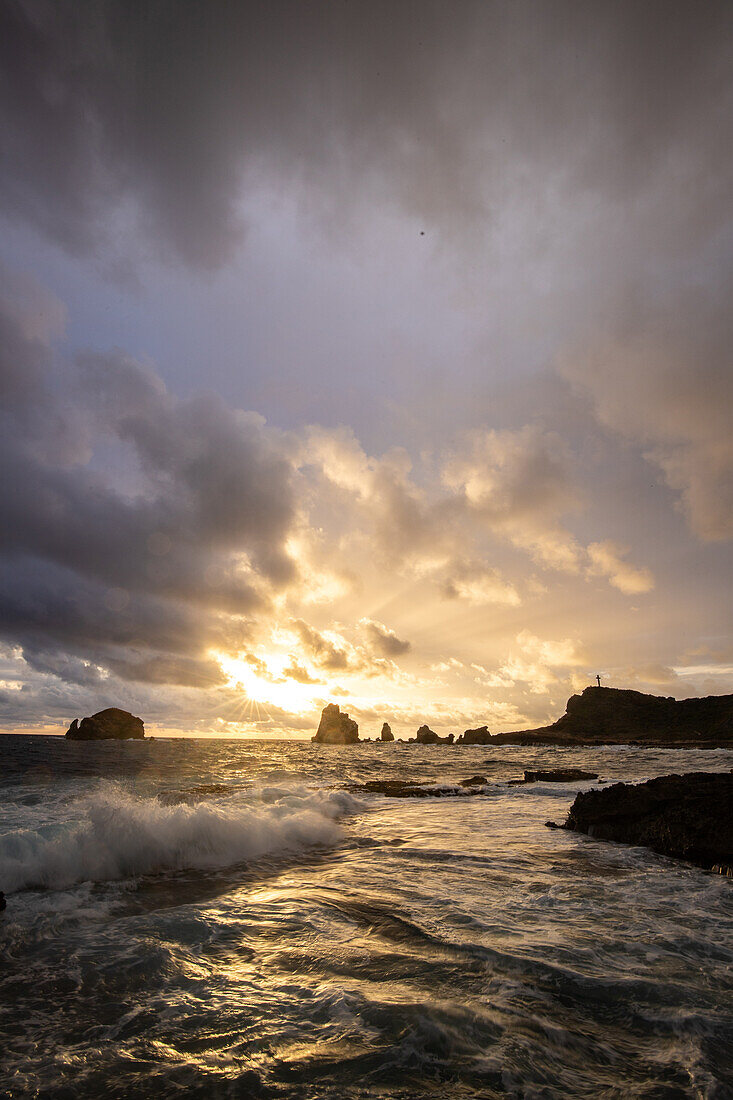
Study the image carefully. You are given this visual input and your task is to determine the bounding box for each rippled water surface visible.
[1,735,732,1099]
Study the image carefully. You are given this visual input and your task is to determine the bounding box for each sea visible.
[1,735,732,1099]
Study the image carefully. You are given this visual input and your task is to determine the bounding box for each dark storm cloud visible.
[560,291,733,543]
[1,1,730,267]
[0,276,299,694]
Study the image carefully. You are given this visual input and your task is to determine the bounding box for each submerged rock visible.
[557,771,733,874]
[312,703,359,744]
[353,779,484,798]
[460,775,488,787]
[415,725,454,745]
[380,722,394,742]
[457,726,492,745]
[65,708,145,740]
[508,768,599,785]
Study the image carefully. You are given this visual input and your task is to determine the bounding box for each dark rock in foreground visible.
[353,779,485,798]
[66,708,145,740]
[380,722,394,742]
[491,687,733,746]
[508,768,599,785]
[460,774,488,787]
[312,703,359,744]
[558,772,733,874]
[457,725,492,745]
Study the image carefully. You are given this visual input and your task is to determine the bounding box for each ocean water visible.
[1,736,732,1099]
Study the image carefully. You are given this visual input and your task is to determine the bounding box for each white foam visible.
[0,783,362,894]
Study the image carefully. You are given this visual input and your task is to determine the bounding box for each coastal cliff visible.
[491,687,733,746]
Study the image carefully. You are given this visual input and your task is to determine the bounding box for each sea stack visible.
[380,722,394,742]
[312,703,360,744]
[65,708,145,740]
[415,725,454,745]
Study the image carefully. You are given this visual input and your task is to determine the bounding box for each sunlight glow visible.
[213,650,321,714]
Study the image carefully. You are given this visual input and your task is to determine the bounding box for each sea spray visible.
[0,782,363,893]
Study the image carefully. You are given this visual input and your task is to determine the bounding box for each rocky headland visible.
[554,772,733,875]
[66,708,145,740]
[491,687,733,746]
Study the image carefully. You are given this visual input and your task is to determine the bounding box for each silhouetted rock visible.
[312,703,359,744]
[491,687,733,746]
[0,892,6,912]
[457,725,492,745]
[508,768,599,785]
[352,779,484,798]
[460,775,488,787]
[65,708,145,740]
[557,772,733,874]
[380,722,394,742]
[415,724,454,745]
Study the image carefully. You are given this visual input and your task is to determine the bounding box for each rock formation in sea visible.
[312,703,360,744]
[311,689,733,749]
[380,722,394,742]
[414,724,454,745]
[456,725,492,745]
[65,708,145,740]
[555,772,733,874]
[491,687,733,746]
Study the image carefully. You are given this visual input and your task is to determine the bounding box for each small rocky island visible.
[66,708,145,740]
[555,772,733,875]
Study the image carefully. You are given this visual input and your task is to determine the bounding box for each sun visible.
[213,650,321,715]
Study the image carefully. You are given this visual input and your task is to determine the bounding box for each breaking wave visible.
[0,783,362,893]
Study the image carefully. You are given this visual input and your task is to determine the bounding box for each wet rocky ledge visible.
[350,779,485,798]
[508,768,599,786]
[551,771,733,875]
[350,769,603,798]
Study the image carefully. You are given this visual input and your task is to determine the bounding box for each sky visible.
[1,0,732,738]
